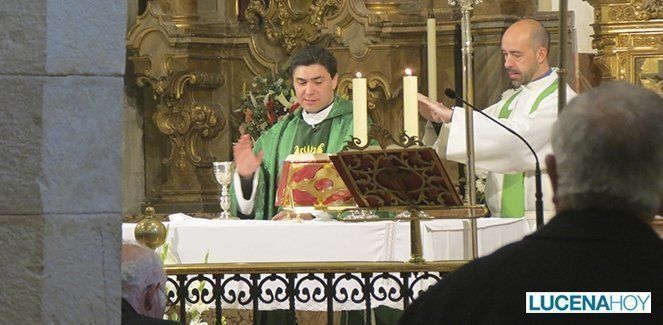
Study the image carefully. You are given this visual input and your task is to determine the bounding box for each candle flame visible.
[405,68,413,76]
[356,72,362,78]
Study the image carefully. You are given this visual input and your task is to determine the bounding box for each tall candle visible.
[403,68,418,138]
[352,72,368,146]
[426,18,437,101]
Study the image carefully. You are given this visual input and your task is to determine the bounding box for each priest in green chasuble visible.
[230,45,356,220]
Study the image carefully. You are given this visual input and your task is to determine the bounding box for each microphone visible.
[444,88,545,229]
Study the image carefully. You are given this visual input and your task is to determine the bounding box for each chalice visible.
[213,161,234,220]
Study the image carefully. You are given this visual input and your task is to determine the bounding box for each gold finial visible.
[145,206,155,216]
[134,206,167,249]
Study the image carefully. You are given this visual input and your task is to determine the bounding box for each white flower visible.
[186,301,211,315]
[249,92,258,108]
[263,90,275,105]
[475,178,486,193]
[189,314,208,325]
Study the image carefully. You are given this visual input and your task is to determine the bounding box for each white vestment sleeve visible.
[445,94,557,174]
[233,169,260,215]
[421,121,438,146]
[430,123,451,159]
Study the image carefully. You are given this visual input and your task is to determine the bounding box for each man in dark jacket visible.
[121,243,179,324]
[399,82,663,324]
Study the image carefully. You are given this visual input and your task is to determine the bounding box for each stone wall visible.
[0,0,125,322]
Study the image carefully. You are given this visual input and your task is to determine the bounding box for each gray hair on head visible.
[121,242,166,303]
[551,82,663,220]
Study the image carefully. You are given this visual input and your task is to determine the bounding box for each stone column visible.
[0,1,126,323]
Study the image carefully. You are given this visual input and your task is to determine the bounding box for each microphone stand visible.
[444,89,544,229]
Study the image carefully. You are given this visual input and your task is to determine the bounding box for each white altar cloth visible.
[122,216,532,264]
[123,216,531,311]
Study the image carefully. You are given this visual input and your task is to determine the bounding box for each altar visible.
[123,215,531,313]
[123,215,532,264]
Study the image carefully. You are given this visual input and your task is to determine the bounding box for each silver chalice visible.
[213,161,234,220]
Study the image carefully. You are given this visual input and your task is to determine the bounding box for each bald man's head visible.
[504,19,549,49]
[501,19,551,87]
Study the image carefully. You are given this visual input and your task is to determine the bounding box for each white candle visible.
[352,72,368,146]
[426,18,437,101]
[403,68,418,138]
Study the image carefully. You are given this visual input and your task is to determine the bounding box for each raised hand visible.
[233,134,264,178]
[418,93,453,123]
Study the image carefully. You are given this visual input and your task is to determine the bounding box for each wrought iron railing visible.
[164,261,465,325]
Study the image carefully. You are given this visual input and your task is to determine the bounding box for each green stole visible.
[498,80,558,217]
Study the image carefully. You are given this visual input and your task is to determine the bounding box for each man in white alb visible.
[418,19,576,223]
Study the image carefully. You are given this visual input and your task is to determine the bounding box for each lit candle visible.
[352,72,368,146]
[426,18,437,101]
[403,68,418,138]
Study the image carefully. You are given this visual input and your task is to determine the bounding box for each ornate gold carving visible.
[337,71,398,133]
[603,0,663,21]
[131,55,153,76]
[126,0,545,214]
[593,56,615,81]
[127,0,227,212]
[608,4,639,21]
[632,34,663,47]
[637,0,663,19]
[163,54,188,76]
[245,0,343,53]
[310,0,344,26]
[587,0,663,81]
[159,0,198,25]
[618,35,630,47]
[244,0,266,31]
[366,82,390,113]
[345,123,423,151]
[137,71,224,171]
[346,72,386,99]
[618,54,628,79]
[338,72,393,108]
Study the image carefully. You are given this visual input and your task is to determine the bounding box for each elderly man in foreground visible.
[121,243,179,325]
[400,82,663,324]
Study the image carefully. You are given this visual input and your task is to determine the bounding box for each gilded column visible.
[127,0,225,212]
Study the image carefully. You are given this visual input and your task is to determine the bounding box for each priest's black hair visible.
[288,45,338,78]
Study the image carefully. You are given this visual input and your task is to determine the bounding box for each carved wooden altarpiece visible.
[126,0,576,215]
[586,0,663,96]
